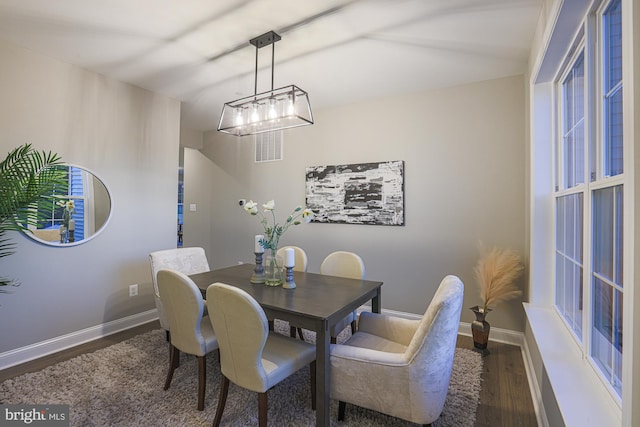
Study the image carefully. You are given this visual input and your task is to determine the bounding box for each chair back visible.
[320,251,365,280]
[157,269,208,356]
[404,275,464,418]
[206,283,270,392]
[149,247,210,330]
[276,246,308,272]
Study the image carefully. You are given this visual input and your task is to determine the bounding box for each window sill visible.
[523,303,620,427]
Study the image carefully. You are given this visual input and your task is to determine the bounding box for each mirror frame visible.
[22,164,113,247]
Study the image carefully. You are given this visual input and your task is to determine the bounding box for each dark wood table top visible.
[189,263,383,328]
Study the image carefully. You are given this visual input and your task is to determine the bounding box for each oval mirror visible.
[21,164,112,246]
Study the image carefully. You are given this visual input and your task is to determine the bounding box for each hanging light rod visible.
[217,30,314,137]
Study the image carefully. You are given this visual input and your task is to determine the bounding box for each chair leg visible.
[165,330,170,342]
[164,345,179,390]
[258,392,268,427]
[331,336,337,344]
[197,355,206,411]
[310,361,316,410]
[212,375,229,427]
[350,320,357,335]
[268,320,274,331]
[297,328,305,341]
[338,401,346,421]
[289,325,297,338]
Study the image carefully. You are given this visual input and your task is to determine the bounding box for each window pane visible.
[605,87,623,176]
[591,184,623,396]
[592,277,613,355]
[604,0,622,90]
[592,187,614,280]
[555,193,584,337]
[603,0,623,176]
[591,278,623,396]
[593,185,623,284]
[615,188,623,284]
[561,52,585,189]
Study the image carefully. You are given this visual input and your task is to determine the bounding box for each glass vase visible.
[264,249,283,286]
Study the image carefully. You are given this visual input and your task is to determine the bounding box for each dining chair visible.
[320,250,366,343]
[206,282,317,427]
[149,247,210,340]
[276,245,308,272]
[276,245,308,339]
[157,269,219,411]
[329,275,464,426]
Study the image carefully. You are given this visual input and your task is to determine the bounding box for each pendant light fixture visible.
[217,31,314,136]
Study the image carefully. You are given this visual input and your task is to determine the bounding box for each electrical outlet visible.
[129,284,138,297]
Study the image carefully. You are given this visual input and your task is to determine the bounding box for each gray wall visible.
[0,39,180,353]
[184,75,527,330]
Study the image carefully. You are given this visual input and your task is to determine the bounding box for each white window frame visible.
[552,0,625,405]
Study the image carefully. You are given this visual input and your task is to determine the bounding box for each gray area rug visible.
[0,322,482,426]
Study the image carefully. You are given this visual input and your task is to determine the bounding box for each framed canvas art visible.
[305,160,404,225]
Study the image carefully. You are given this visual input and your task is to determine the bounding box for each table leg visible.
[372,288,382,313]
[316,321,330,427]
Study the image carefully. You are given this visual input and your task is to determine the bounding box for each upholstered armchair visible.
[330,275,464,426]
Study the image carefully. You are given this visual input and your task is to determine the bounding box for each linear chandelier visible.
[217,31,313,137]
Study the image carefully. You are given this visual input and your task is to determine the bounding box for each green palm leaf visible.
[0,144,65,288]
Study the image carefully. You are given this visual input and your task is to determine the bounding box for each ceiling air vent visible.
[255,131,283,163]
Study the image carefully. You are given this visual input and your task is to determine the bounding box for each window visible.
[555,46,585,339]
[554,0,623,399]
[34,165,87,239]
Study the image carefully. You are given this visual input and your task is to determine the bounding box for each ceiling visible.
[0,0,541,132]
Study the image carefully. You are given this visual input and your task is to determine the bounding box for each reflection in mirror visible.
[21,165,111,246]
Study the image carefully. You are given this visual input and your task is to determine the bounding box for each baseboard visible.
[0,309,158,371]
[521,335,549,427]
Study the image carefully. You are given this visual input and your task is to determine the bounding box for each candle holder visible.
[250,252,266,284]
[283,266,296,289]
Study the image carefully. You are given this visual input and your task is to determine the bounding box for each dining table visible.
[189,262,383,427]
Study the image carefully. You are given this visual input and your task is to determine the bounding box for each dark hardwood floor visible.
[456,335,538,427]
[1,322,538,426]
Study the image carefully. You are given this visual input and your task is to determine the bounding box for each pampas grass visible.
[474,243,524,313]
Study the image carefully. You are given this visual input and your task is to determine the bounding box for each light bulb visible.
[234,108,244,126]
[268,98,278,120]
[250,103,260,123]
[286,95,295,116]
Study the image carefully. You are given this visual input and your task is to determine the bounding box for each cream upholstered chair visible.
[329,275,464,426]
[157,269,219,411]
[206,282,316,427]
[276,245,309,339]
[320,251,366,342]
[276,245,308,272]
[149,247,210,337]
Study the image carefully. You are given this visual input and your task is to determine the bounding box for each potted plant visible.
[471,243,524,354]
[0,144,65,289]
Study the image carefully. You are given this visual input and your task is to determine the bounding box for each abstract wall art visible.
[305,160,404,225]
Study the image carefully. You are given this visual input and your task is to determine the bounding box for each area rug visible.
[0,322,483,426]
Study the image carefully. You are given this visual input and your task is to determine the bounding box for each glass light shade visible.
[218,85,313,136]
